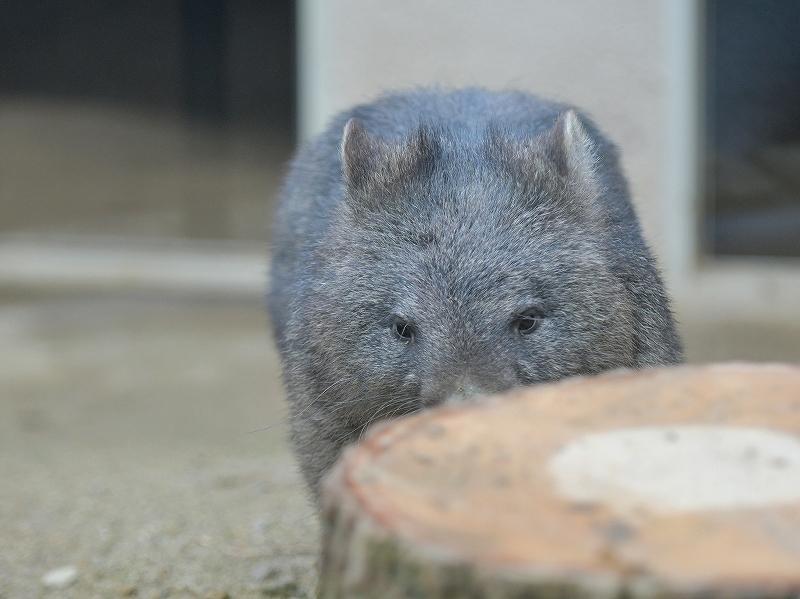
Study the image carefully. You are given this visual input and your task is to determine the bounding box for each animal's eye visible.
[515,310,542,336]
[391,319,415,344]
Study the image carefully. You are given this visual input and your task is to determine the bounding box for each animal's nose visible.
[444,379,484,404]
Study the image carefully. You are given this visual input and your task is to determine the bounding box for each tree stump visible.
[319,363,800,599]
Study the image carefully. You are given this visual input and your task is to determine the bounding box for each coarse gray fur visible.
[268,88,683,500]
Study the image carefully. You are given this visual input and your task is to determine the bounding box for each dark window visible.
[704,0,800,257]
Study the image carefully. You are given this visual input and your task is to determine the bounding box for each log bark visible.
[320,363,800,599]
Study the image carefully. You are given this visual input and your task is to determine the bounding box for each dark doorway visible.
[0,0,296,240]
[0,0,295,132]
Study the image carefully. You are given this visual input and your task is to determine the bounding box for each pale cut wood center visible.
[550,425,800,512]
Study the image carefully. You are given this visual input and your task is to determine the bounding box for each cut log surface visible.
[320,363,800,599]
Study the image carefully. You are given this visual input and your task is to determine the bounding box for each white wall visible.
[300,0,669,253]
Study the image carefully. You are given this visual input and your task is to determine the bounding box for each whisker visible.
[245,376,354,434]
[356,397,421,442]
[326,393,421,447]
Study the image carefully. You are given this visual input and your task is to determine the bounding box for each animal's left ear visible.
[489,109,600,194]
[488,109,603,223]
[540,109,598,181]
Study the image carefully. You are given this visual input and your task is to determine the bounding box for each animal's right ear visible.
[340,118,438,210]
[341,118,387,194]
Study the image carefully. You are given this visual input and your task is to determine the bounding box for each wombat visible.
[268,89,683,499]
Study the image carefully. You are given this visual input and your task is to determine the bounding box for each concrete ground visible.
[1,101,799,599]
[0,293,319,599]
[1,294,798,599]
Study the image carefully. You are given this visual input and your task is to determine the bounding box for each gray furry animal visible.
[268,89,683,499]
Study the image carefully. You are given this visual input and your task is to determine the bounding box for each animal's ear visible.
[341,118,386,193]
[540,109,598,180]
[340,118,438,209]
[490,110,602,219]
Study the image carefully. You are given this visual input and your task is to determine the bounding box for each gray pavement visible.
[0,295,318,599]
[1,292,798,599]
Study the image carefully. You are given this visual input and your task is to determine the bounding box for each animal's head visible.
[298,111,635,411]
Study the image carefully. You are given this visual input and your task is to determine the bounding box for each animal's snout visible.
[444,379,485,405]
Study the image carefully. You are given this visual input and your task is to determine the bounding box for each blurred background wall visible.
[300,0,669,253]
[0,0,799,356]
